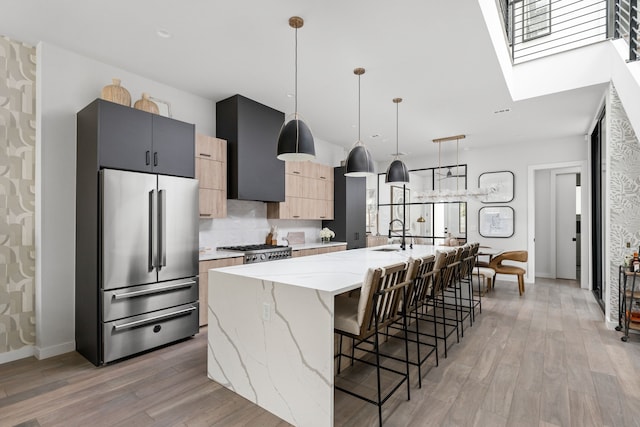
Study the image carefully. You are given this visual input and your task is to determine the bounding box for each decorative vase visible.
[322,237,330,244]
[101,78,131,106]
[134,93,159,114]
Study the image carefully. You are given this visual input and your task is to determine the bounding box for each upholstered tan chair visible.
[489,250,528,295]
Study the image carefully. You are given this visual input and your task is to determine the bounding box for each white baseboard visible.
[605,320,618,330]
[34,341,75,360]
[0,345,35,365]
[535,272,553,278]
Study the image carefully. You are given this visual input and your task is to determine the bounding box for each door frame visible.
[528,160,589,289]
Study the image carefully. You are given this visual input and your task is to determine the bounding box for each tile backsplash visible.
[199,199,323,249]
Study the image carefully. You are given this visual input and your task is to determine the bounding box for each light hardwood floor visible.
[2,278,640,426]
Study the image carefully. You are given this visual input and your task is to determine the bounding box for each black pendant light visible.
[385,98,410,184]
[277,16,315,161]
[345,68,375,177]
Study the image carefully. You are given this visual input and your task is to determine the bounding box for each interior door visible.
[157,175,199,282]
[101,169,158,289]
[556,173,577,280]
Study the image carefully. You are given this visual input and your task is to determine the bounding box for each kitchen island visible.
[207,245,440,427]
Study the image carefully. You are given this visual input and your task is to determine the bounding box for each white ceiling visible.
[1,0,606,161]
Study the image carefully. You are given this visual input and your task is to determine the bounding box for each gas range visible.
[217,244,292,264]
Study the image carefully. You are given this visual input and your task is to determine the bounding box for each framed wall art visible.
[478,206,514,238]
[479,170,514,203]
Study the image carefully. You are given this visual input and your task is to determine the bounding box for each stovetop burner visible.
[218,244,288,252]
[217,244,292,264]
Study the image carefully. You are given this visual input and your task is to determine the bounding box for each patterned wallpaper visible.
[608,84,640,322]
[0,36,36,353]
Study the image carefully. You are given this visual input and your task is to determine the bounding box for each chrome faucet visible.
[389,219,412,250]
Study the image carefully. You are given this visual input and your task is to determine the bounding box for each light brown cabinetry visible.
[198,257,243,326]
[367,235,389,247]
[267,161,334,220]
[292,248,319,258]
[292,244,347,258]
[196,134,227,218]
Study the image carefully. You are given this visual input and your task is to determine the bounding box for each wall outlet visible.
[262,302,271,321]
[627,242,631,248]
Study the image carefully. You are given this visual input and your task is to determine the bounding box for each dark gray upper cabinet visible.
[78,99,194,178]
[323,167,366,250]
[151,114,195,177]
[216,94,285,202]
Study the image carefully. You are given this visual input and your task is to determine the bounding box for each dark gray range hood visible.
[216,94,285,203]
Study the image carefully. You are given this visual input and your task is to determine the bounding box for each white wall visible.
[36,42,216,359]
[396,136,588,283]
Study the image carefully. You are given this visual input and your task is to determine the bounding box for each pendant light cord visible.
[395,101,399,158]
[438,142,441,192]
[456,138,459,191]
[358,73,361,143]
[294,26,298,116]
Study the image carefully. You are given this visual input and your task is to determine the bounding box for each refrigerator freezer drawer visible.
[102,277,199,322]
[103,302,199,364]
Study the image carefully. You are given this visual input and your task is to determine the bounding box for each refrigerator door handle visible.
[149,189,157,271]
[158,189,167,268]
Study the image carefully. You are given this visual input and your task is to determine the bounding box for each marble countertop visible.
[211,244,440,295]
[199,241,348,261]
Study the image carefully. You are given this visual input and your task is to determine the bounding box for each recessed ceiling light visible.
[157,29,172,39]
[286,93,294,98]
[390,151,407,156]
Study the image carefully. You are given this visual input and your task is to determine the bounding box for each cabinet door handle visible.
[114,281,196,300]
[293,215,300,218]
[113,306,196,331]
[200,213,212,217]
[293,171,301,174]
[158,189,166,268]
[320,176,326,180]
[320,216,326,219]
[200,153,212,157]
[154,152,158,166]
[149,189,156,271]
[146,151,151,166]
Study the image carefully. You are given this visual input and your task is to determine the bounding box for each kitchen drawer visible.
[103,302,199,364]
[102,278,198,322]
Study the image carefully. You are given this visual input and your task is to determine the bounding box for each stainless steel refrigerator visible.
[78,168,199,365]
